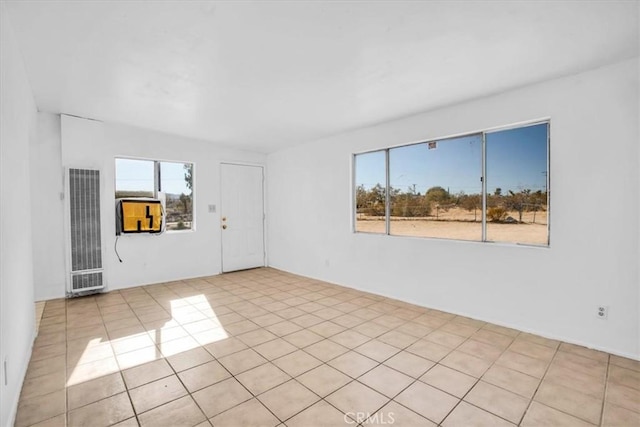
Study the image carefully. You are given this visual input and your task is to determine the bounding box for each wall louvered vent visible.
[68,168,104,295]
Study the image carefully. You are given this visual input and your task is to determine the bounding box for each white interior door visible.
[220,163,265,272]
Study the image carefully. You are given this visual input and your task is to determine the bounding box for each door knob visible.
[222,224,227,230]
[222,216,227,221]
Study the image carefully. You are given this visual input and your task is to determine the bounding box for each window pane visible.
[389,134,482,240]
[115,158,154,198]
[486,123,548,245]
[354,151,386,233]
[160,162,193,231]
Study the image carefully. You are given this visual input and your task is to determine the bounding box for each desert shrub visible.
[487,206,508,222]
[425,186,451,205]
[390,193,431,217]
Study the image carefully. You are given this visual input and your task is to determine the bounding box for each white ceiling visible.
[4,1,638,153]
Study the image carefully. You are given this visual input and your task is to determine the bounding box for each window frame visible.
[352,120,550,247]
[114,156,195,233]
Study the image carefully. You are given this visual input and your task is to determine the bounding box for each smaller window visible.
[115,158,194,232]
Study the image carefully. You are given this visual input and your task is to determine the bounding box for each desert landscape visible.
[356,207,548,245]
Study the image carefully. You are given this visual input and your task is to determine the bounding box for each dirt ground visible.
[356,208,548,245]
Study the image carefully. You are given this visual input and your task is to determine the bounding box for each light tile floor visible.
[15,268,640,426]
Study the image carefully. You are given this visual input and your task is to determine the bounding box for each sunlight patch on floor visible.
[66,294,228,387]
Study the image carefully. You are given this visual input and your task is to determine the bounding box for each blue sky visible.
[355,123,548,195]
[115,158,191,195]
[486,123,548,194]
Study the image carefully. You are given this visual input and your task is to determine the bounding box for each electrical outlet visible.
[597,305,608,319]
[208,204,216,213]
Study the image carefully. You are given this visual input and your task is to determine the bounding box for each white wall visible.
[0,6,37,427]
[267,58,640,359]
[30,113,65,301]
[59,115,266,291]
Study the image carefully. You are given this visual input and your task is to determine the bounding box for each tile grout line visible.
[171,280,283,426]
[515,340,560,426]
[451,325,527,426]
[599,354,611,427]
[139,280,241,424]
[425,321,508,426]
[107,286,154,426]
[199,279,384,425]
[141,276,331,425]
[63,300,69,427]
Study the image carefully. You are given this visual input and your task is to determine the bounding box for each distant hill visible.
[115,191,153,198]
[115,191,185,200]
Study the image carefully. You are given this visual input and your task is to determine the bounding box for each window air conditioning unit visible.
[115,198,164,235]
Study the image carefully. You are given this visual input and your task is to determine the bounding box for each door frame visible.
[219,161,267,273]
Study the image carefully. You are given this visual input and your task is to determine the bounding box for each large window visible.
[353,122,549,246]
[115,158,194,231]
